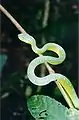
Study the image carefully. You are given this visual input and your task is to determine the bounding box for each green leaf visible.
[27,95,69,120]
[0,54,7,72]
[68,108,79,120]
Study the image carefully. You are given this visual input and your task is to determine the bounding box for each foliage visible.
[27,95,68,120]
[0,54,7,73]
[27,95,79,120]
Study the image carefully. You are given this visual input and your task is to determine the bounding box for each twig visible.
[42,0,50,28]
[0,4,26,33]
[0,4,54,74]
[37,0,53,92]
[41,0,50,78]
[42,0,55,73]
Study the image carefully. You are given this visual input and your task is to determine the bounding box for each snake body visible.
[18,33,79,109]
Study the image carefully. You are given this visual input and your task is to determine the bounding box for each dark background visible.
[1,0,78,120]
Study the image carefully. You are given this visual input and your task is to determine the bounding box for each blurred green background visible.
[1,0,78,120]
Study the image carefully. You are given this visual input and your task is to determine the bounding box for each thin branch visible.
[42,0,55,73]
[0,4,26,33]
[0,4,54,74]
[42,0,50,28]
[37,0,55,93]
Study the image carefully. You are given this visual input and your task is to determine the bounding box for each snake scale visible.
[18,33,79,109]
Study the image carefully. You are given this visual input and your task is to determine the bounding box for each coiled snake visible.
[18,33,79,109]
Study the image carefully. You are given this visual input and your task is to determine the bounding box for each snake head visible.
[18,33,35,44]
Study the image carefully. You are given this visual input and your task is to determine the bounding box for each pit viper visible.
[18,33,79,110]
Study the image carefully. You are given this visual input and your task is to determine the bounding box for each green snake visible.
[18,33,79,110]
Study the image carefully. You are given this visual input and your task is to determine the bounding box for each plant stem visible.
[0,4,53,74]
[0,4,26,33]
